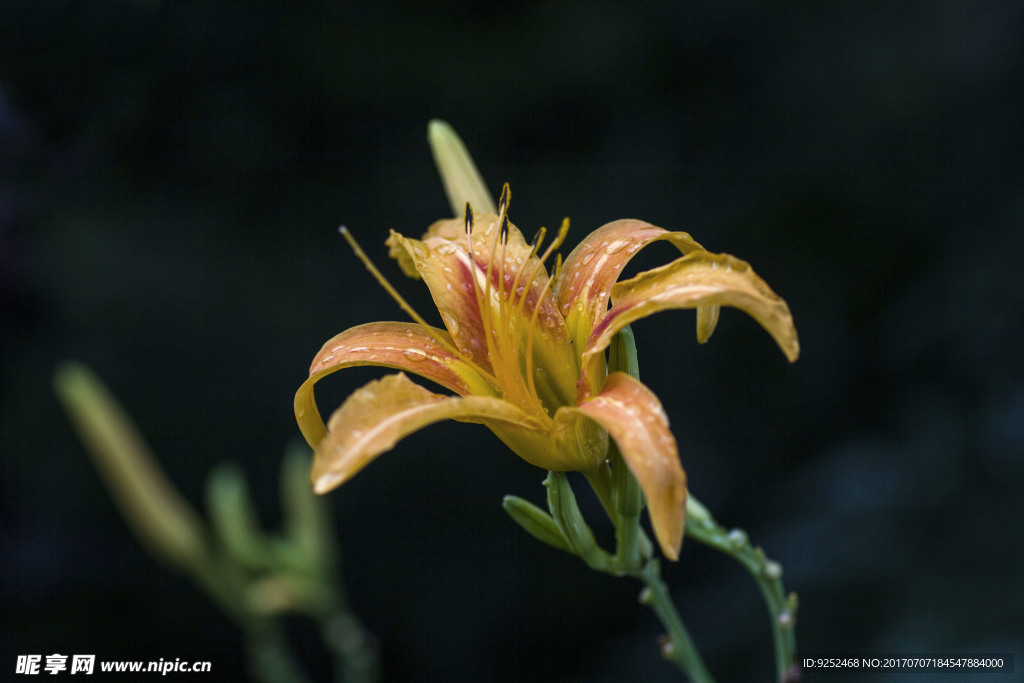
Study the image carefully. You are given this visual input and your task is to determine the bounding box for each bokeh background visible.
[3,1,1022,680]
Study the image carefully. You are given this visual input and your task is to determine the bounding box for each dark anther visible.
[500,214,509,243]
[464,202,474,233]
[499,182,511,216]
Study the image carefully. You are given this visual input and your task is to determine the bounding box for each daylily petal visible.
[398,211,570,347]
[569,372,687,561]
[311,372,548,493]
[387,212,578,413]
[308,322,494,396]
[295,322,496,450]
[386,228,491,371]
[553,219,706,349]
[488,416,606,473]
[580,251,800,397]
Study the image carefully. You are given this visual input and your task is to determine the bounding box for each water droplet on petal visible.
[606,240,629,255]
[580,251,596,265]
[402,349,427,362]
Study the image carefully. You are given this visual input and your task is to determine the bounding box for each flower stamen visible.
[464,203,508,395]
[339,226,497,386]
[524,270,557,409]
[484,192,535,412]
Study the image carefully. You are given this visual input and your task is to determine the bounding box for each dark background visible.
[2,1,1021,681]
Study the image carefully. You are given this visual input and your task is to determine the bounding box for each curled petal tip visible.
[572,372,687,561]
[311,468,344,495]
[695,305,720,345]
[786,338,801,363]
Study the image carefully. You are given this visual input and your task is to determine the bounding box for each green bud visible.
[280,445,337,577]
[54,362,207,570]
[428,119,496,216]
[607,327,646,569]
[545,472,613,572]
[206,464,272,571]
[607,325,640,378]
[501,495,571,553]
[609,443,644,519]
[608,442,645,571]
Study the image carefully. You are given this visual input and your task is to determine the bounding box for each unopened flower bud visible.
[502,495,571,553]
[545,472,613,572]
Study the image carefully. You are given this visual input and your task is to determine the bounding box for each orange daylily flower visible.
[295,186,799,560]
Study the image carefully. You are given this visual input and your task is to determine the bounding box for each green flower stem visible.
[613,508,642,572]
[320,611,379,683]
[245,620,313,683]
[636,560,714,683]
[546,469,713,680]
[608,324,714,680]
[684,496,798,682]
